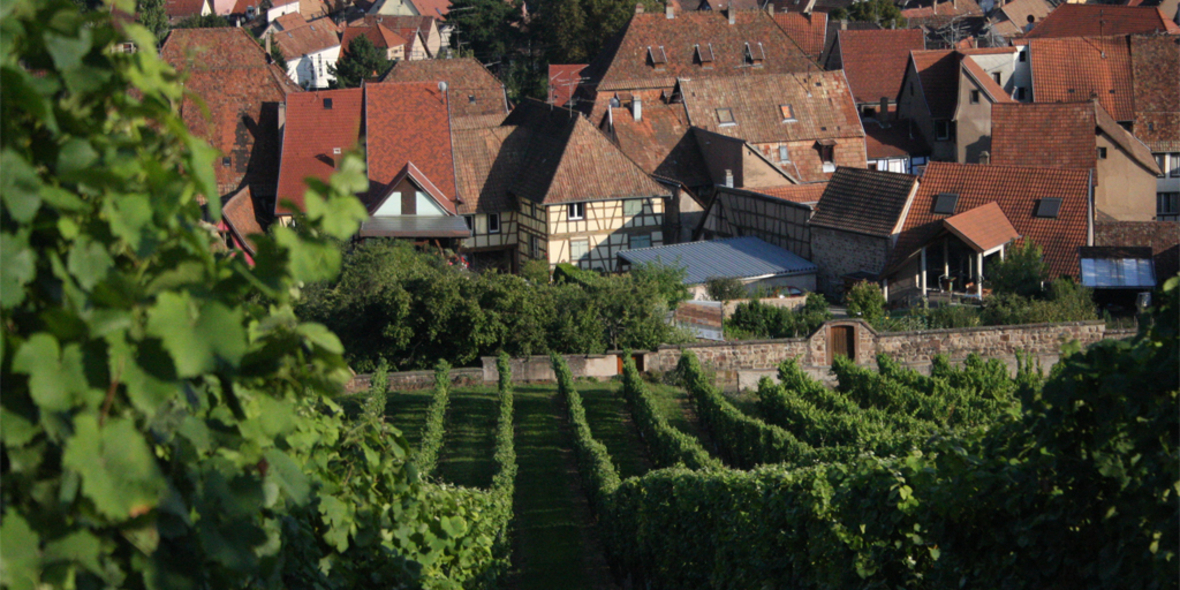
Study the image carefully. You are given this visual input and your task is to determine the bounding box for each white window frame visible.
[568,202,585,220]
[488,213,500,234]
[779,145,790,162]
[570,238,590,261]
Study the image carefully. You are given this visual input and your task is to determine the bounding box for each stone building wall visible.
[809,226,889,296]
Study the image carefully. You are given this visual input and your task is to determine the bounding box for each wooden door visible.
[829,326,855,364]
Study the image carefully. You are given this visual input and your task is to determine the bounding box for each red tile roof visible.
[908,49,960,119]
[273,17,340,57]
[890,162,1092,278]
[991,100,1158,175]
[160,28,300,200]
[678,70,863,144]
[409,0,451,18]
[165,0,208,19]
[1024,4,1180,38]
[275,88,364,215]
[899,0,982,18]
[991,0,1052,38]
[836,28,926,104]
[584,10,819,95]
[452,125,531,214]
[758,181,829,204]
[1131,34,1180,152]
[271,11,306,31]
[811,167,917,236]
[504,100,670,204]
[606,99,712,187]
[1028,36,1135,121]
[381,58,509,120]
[864,119,930,159]
[220,186,264,257]
[341,23,407,53]
[772,12,828,61]
[549,64,588,107]
[942,202,1020,253]
[365,82,458,210]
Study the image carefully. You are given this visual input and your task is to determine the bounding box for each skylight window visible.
[716,108,735,126]
[779,104,796,122]
[932,193,959,215]
[695,43,714,67]
[648,45,667,70]
[744,42,765,67]
[1035,197,1062,218]
[323,97,333,109]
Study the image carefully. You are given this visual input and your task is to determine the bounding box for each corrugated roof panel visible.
[617,236,816,285]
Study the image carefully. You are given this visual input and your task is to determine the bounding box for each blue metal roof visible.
[617,236,817,285]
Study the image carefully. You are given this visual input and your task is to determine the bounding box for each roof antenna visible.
[1099,10,1105,58]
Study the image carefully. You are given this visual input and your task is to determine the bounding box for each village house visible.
[160,28,300,215]
[985,0,1051,40]
[164,0,212,23]
[771,11,828,63]
[578,7,820,124]
[808,167,920,297]
[1022,4,1180,38]
[896,47,1017,164]
[990,101,1161,222]
[352,15,442,58]
[1130,34,1180,221]
[863,117,931,174]
[823,28,925,116]
[883,162,1093,303]
[269,14,342,88]
[340,20,408,61]
[678,70,866,182]
[698,182,824,260]
[380,58,510,120]
[368,0,454,47]
[504,101,675,271]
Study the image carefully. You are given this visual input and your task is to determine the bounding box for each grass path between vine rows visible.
[642,382,725,462]
[504,384,618,590]
[383,390,434,450]
[435,387,499,488]
[579,382,653,480]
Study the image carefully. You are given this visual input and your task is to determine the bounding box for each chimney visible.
[666,3,674,18]
[632,97,643,122]
[265,33,272,60]
[724,169,734,187]
[635,3,644,13]
[333,147,342,169]
[953,0,957,11]
[840,18,847,30]
[278,102,286,134]
[979,150,990,165]
[879,97,889,121]
[728,9,735,24]
[767,3,774,15]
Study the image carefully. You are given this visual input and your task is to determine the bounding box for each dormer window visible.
[695,43,714,68]
[744,42,765,67]
[779,104,796,122]
[1036,198,1062,218]
[648,45,667,70]
[716,108,736,127]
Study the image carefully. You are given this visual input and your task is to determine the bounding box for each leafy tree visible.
[174,12,230,28]
[1,2,502,587]
[631,261,690,310]
[521,258,551,283]
[988,239,1047,298]
[447,0,523,60]
[329,34,393,89]
[706,276,747,302]
[830,0,904,29]
[535,0,589,63]
[846,280,886,324]
[136,0,168,39]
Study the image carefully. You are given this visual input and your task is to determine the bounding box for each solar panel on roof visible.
[1036,197,1062,218]
[932,193,958,215]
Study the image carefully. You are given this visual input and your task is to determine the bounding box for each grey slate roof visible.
[809,167,917,237]
[618,236,817,285]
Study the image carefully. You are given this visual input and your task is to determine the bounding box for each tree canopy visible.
[330,34,393,88]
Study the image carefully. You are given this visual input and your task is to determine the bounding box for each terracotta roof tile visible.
[409,0,450,18]
[504,100,670,204]
[836,28,926,104]
[811,167,917,236]
[165,0,208,19]
[1029,36,1135,122]
[990,0,1052,37]
[160,28,300,200]
[756,181,829,203]
[271,11,305,30]
[273,17,340,57]
[864,119,930,159]
[819,19,879,65]
[341,23,408,53]
[221,186,264,256]
[1025,4,1180,38]
[549,64,588,107]
[606,100,712,187]
[275,88,364,215]
[942,202,1020,252]
[890,162,1092,278]
[1131,34,1180,152]
[772,12,827,61]
[679,70,863,144]
[992,100,1158,175]
[899,0,982,18]
[365,82,458,209]
[584,11,818,94]
[452,126,530,214]
[381,58,509,119]
[910,49,960,119]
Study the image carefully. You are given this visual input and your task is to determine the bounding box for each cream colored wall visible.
[462,211,517,250]
[545,198,666,271]
[1095,134,1158,221]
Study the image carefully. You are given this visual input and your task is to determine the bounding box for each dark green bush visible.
[621,352,722,470]
[726,293,832,339]
[704,276,747,301]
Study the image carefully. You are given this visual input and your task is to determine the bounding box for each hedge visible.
[620,352,722,471]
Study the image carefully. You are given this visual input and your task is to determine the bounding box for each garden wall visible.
[352,320,1122,391]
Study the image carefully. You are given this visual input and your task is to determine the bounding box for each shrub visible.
[846,280,886,324]
[621,352,722,470]
[705,276,747,301]
[987,240,1047,298]
[521,258,551,283]
[981,278,1097,326]
[726,294,831,339]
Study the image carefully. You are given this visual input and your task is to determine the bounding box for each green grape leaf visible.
[11,334,88,412]
[1,231,35,308]
[62,415,166,519]
[1,406,39,447]
[44,530,103,576]
[0,512,41,590]
[67,235,113,290]
[56,137,98,178]
[0,149,42,223]
[146,292,245,378]
[264,449,310,505]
